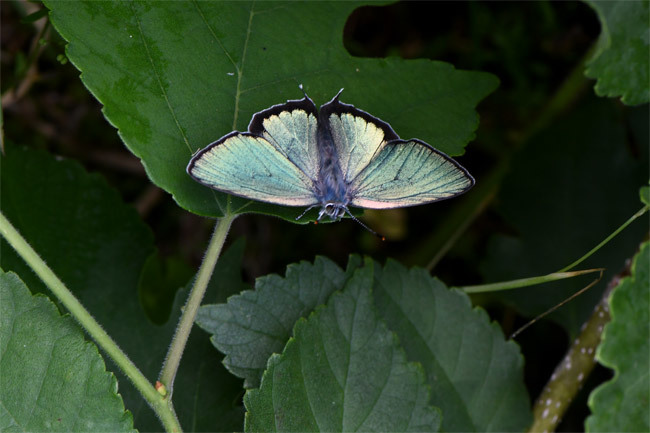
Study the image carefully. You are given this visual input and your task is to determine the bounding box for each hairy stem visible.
[159,213,236,394]
[0,211,182,432]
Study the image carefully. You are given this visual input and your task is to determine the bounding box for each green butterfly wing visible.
[188,133,316,206]
[322,98,474,209]
[349,139,474,209]
[188,100,322,207]
[329,112,389,182]
[189,91,473,212]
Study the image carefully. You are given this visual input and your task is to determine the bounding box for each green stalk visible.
[0,211,182,433]
[558,205,648,272]
[528,268,621,433]
[158,213,235,394]
[459,268,602,293]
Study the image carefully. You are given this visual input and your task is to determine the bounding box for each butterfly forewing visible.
[188,133,316,206]
[349,139,474,209]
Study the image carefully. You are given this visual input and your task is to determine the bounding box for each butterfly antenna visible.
[344,208,385,241]
[509,268,604,339]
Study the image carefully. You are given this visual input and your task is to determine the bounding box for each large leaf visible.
[586,241,650,432]
[480,98,648,335]
[244,262,441,432]
[44,0,498,220]
[373,260,531,432]
[201,255,529,431]
[196,256,358,388]
[0,270,134,432]
[0,144,243,431]
[584,0,650,105]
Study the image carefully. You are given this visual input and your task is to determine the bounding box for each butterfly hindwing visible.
[349,139,474,209]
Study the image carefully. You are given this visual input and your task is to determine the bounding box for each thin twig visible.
[527,259,633,433]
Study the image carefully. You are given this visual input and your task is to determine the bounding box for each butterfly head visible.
[318,202,348,221]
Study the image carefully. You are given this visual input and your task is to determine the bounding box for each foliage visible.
[584,0,650,105]
[0,270,134,432]
[586,242,650,432]
[244,262,442,432]
[1,1,647,432]
[41,0,496,220]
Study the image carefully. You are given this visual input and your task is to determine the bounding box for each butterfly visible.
[187,88,474,224]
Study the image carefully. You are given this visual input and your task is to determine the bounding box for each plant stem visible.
[159,213,236,394]
[0,211,182,433]
[558,205,649,272]
[527,266,627,433]
[459,268,602,293]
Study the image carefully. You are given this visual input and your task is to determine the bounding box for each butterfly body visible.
[188,89,474,222]
[313,117,350,220]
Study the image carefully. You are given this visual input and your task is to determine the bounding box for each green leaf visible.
[373,260,532,432]
[204,255,528,431]
[586,241,650,432]
[0,144,154,428]
[0,144,243,431]
[244,262,441,432]
[584,0,650,105]
[640,185,650,206]
[481,98,648,335]
[44,0,498,221]
[196,256,358,388]
[0,270,134,432]
[0,144,155,302]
